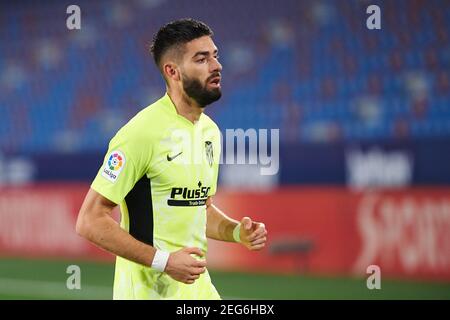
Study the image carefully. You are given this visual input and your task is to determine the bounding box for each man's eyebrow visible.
[192,49,219,59]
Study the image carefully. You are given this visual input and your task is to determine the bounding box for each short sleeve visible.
[91,131,150,204]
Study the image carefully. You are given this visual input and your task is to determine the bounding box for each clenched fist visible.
[239,217,268,251]
[165,247,207,284]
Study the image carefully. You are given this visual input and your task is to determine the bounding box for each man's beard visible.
[182,74,222,107]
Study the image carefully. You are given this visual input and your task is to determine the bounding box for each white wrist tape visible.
[233,223,241,243]
[151,250,170,272]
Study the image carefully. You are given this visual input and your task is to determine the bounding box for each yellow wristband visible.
[233,223,241,243]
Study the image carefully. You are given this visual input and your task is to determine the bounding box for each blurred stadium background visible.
[1,0,450,299]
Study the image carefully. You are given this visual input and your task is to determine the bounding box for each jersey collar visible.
[160,93,204,126]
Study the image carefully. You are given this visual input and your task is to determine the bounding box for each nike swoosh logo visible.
[167,151,183,161]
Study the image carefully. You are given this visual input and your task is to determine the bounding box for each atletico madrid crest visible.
[205,141,213,167]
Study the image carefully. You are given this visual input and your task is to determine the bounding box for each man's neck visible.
[167,88,203,124]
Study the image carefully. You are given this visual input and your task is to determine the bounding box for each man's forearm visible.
[206,202,239,242]
[77,213,156,267]
[76,189,156,268]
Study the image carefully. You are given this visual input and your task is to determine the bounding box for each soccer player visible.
[76,19,268,300]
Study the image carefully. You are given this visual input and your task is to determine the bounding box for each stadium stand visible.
[0,0,449,153]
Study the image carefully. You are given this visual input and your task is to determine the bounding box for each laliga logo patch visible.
[101,150,125,183]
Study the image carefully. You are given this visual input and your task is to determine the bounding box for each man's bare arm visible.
[76,188,206,284]
[76,188,157,266]
[205,197,239,242]
[205,197,268,250]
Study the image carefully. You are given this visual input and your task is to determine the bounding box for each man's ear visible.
[163,62,180,82]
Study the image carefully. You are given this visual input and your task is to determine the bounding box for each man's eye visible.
[197,58,206,63]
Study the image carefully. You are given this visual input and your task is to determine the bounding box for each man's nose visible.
[210,58,222,73]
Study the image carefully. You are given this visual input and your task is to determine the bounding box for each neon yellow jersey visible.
[91,93,221,299]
